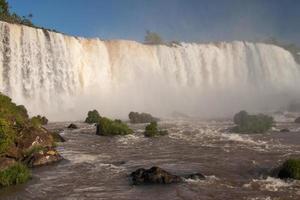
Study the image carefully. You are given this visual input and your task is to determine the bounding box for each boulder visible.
[184,173,205,180]
[68,123,78,129]
[131,167,181,185]
[51,132,66,142]
[280,129,290,133]
[24,147,63,167]
[17,127,54,151]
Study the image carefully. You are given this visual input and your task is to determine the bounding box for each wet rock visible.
[130,167,182,185]
[280,129,290,133]
[17,127,54,151]
[24,147,63,167]
[68,123,78,129]
[184,173,205,180]
[51,132,66,142]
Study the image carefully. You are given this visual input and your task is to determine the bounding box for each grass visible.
[0,163,31,187]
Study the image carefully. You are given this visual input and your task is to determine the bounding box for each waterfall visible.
[0,21,299,121]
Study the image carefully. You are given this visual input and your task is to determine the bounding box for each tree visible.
[0,0,9,15]
[144,30,163,45]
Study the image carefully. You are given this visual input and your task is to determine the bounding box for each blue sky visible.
[7,0,300,44]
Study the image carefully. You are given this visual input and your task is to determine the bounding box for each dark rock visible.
[280,129,290,133]
[17,127,54,151]
[68,123,78,129]
[295,117,300,123]
[130,167,182,185]
[51,132,66,142]
[184,173,205,180]
[24,147,63,167]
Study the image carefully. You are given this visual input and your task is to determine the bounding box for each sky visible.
[7,0,300,45]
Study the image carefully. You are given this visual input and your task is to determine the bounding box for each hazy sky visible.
[7,0,300,44]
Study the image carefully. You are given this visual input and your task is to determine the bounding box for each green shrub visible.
[232,111,274,133]
[128,112,159,124]
[31,115,48,127]
[144,122,168,137]
[0,163,31,187]
[97,117,133,136]
[144,30,163,45]
[85,110,101,124]
[23,145,45,158]
[277,159,300,180]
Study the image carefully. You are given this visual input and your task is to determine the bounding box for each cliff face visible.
[0,21,300,120]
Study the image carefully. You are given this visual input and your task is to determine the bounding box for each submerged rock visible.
[280,129,290,133]
[130,166,205,185]
[68,123,78,129]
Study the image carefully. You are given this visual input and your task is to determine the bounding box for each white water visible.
[0,21,300,121]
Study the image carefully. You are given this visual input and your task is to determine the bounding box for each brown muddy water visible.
[0,119,299,200]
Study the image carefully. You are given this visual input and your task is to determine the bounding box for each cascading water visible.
[0,21,299,121]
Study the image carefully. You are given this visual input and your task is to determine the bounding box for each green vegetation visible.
[144,30,163,45]
[23,145,45,158]
[278,159,300,180]
[0,0,34,26]
[96,117,133,136]
[85,110,101,124]
[129,112,159,124]
[0,163,31,187]
[232,111,274,134]
[295,117,300,123]
[144,122,168,137]
[31,115,48,127]
[0,118,14,154]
